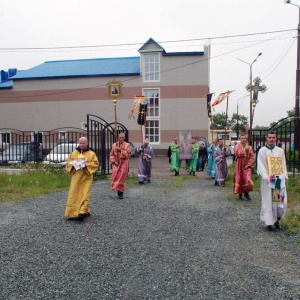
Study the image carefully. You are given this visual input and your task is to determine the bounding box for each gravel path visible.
[0,157,299,299]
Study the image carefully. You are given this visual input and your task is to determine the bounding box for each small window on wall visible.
[31,132,43,143]
[143,53,160,82]
[0,132,10,144]
[82,122,99,130]
[145,120,160,143]
[59,132,66,139]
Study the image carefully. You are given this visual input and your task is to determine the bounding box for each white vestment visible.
[257,146,288,226]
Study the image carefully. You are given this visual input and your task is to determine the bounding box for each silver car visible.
[43,143,77,167]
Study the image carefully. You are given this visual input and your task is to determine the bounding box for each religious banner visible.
[179,130,192,160]
[129,95,145,120]
[212,90,234,110]
[137,104,147,125]
[207,93,213,117]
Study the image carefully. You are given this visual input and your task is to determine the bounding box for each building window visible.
[144,89,160,117]
[0,132,10,144]
[59,131,66,140]
[143,53,160,82]
[143,89,160,144]
[31,132,43,143]
[82,122,99,130]
[145,120,160,143]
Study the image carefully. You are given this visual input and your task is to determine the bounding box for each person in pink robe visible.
[233,134,254,200]
[110,132,131,199]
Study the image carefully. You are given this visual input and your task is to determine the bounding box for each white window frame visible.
[143,88,160,144]
[31,131,43,143]
[143,53,160,82]
[82,122,99,130]
[59,131,66,140]
[0,132,11,144]
[145,120,160,144]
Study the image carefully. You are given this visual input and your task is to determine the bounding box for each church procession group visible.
[64,130,288,232]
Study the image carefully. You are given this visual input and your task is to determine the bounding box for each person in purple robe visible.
[213,139,231,187]
[137,139,154,184]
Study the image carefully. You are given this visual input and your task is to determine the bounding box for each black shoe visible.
[238,194,243,200]
[139,181,144,184]
[117,191,124,199]
[274,221,282,230]
[266,225,274,231]
[193,172,195,176]
[175,171,179,176]
[82,213,90,218]
[189,172,192,175]
[148,180,151,183]
[244,193,251,201]
[215,180,218,186]
[77,214,85,221]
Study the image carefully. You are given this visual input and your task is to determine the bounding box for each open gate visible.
[86,114,128,175]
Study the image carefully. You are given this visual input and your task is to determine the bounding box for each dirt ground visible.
[128,155,234,179]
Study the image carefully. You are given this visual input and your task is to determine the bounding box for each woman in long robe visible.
[213,139,231,187]
[137,139,153,183]
[170,137,181,176]
[187,138,199,175]
[207,139,217,178]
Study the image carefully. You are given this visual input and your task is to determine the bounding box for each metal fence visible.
[252,116,300,176]
[0,114,129,176]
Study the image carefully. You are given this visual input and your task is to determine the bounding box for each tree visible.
[211,112,248,132]
[231,113,248,132]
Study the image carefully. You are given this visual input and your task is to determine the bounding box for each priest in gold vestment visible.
[64,137,99,221]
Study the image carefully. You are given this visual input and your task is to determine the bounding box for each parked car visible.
[230,140,240,156]
[43,143,77,167]
[0,142,43,165]
[128,142,137,157]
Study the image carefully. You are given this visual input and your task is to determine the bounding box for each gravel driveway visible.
[0,157,299,299]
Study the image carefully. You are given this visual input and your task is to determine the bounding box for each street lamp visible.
[237,53,262,145]
[284,0,300,149]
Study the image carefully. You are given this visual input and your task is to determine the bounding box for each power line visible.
[0,28,296,52]
[0,30,295,99]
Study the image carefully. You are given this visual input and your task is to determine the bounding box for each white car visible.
[230,140,240,156]
[43,143,77,167]
[129,142,137,157]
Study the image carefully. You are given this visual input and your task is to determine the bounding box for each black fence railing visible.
[0,115,129,176]
[252,116,300,176]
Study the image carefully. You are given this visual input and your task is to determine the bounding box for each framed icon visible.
[110,85,119,97]
[107,80,122,98]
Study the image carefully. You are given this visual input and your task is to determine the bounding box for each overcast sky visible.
[0,0,299,127]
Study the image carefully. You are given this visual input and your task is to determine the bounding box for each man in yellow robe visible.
[64,137,99,221]
[110,132,131,199]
